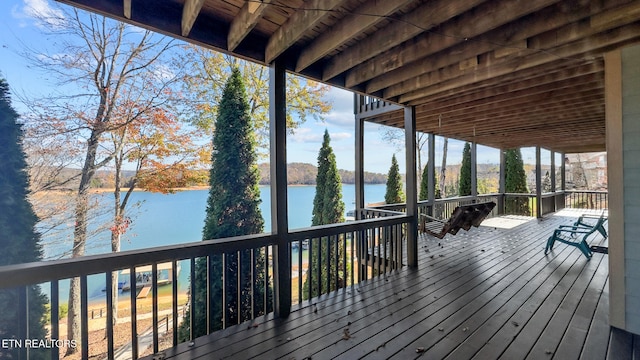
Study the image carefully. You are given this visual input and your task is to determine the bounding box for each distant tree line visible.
[257,163,387,185]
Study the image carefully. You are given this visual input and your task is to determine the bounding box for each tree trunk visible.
[67,130,101,355]
[440,137,448,197]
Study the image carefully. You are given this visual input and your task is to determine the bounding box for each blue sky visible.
[0,0,530,175]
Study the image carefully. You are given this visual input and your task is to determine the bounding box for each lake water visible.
[42,184,387,302]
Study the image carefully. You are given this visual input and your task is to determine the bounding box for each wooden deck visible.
[146,209,639,360]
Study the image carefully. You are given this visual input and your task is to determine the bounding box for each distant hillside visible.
[257,162,387,185]
[47,163,387,190]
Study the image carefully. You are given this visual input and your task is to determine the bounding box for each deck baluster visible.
[80,276,88,360]
[152,263,159,353]
[105,272,114,359]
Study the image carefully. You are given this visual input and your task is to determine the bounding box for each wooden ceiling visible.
[57,0,640,153]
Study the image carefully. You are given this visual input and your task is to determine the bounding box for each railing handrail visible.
[289,213,409,241]
[0,215,411,289]
[0,233,277,289]
[564,189,608,194]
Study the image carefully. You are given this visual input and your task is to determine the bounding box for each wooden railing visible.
[354,95,402,119]
[565,190,608,210]
[0,215,409,360]
[368,190,607,221]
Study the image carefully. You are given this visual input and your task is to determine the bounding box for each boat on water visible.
[117,263,181,292]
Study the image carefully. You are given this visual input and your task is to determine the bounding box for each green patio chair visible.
[545,214,608,260]
[571,212,608,239]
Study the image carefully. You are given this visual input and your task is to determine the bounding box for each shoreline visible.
[37,182,387,195]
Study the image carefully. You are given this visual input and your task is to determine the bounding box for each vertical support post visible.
[427,133,435,216]
[355,97,365,219]
[550,151,557,212]
[498,149,506,215]
[269,59,291,318]
[536,146,542,218]
[404,106,418,267]
[354,99,366,281]
[471,141,478,198]
[561,152,566,191]
[550,151,556,192]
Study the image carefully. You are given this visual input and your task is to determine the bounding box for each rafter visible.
[321,0,486,81]
[265,0,346,64]
[364,0,633,95]
[123,0,131,19]
[345,0,559,88]
[394,22,640,103]
[228,0,272,51]
[295,0,413,72]
[182,0,205,37]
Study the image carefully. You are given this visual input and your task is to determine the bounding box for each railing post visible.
[428,133,435,217]
[405,106,418,267]
[270,59,291,317]
[535,146,542,218]
[498,149,506,215]
[471,141,478,199]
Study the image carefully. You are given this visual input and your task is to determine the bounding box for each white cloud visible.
[16,0,65,29]
[289,128,322,143]
[289,128,351,143]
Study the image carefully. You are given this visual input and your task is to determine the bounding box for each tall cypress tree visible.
[304,130,345,298]
[504,148,530,215]
[179,68,268,340]
[385,154,404,204]
[419,161,440,201]
[312,130,345,226]
[0,77,49,359]
[459,142,472,196]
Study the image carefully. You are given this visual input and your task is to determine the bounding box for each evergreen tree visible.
[459,142,472,196]
[419,161,440,201]
[504,148,530,215]
[0,77,49,359]
[179,68,268,340]
[312,130,345,226]
[542,171,552,193]
[304,130,346,298]
[384,154,404,204]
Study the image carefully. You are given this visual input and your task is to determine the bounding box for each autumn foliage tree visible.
[20,6,180,351]
[106,87,206,322]
[180,47,331,148]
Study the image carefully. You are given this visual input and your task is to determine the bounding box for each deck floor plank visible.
[545,256,609,360]
[580,277,611,360]
[368,217,571,360]
[142,210,638,360]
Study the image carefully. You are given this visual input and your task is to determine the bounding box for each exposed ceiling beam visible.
[295,0,413,72]
[265,0,346,63]
[408,60,603,106]
[182,0,206,37]
[321,0,486,81]
[394,22,640,103]
[345,0,559,88]
[228,0,272,51]
[365,0,599,94]
[123,0,131,19]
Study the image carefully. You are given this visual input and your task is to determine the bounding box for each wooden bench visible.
[419,201,496,239]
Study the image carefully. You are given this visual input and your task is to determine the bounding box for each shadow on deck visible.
[146,209,639,360]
